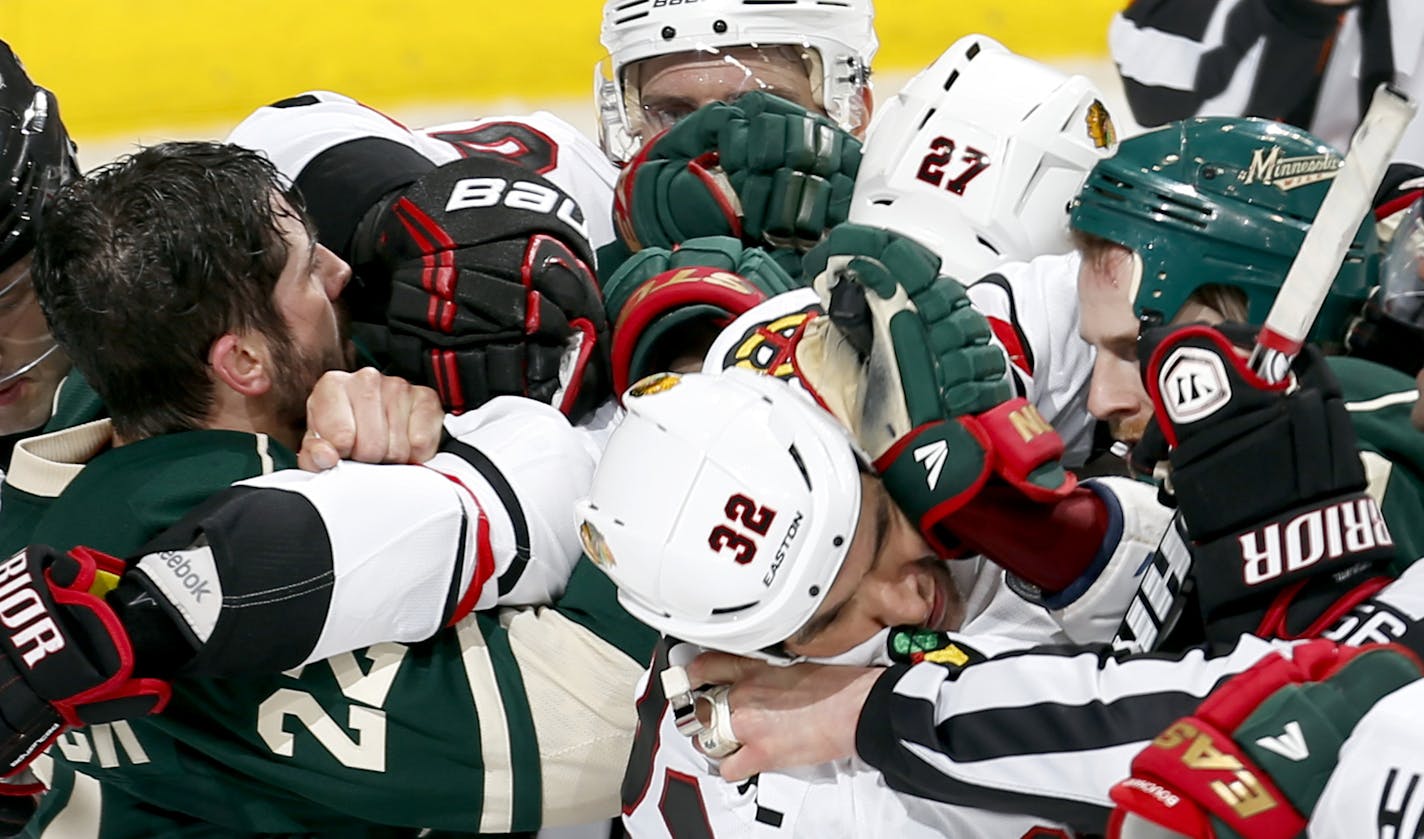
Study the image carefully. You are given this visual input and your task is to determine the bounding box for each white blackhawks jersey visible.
[965,251,1097,467]
[621,567,1081,839]
[225,90,619,251]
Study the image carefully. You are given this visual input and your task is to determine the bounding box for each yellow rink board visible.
[7,0,1124,139]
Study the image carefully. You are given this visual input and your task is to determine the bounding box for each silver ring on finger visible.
[694,684,741,759]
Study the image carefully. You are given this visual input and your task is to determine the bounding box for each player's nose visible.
[320,245,352,300]
[1087,352,1149,424]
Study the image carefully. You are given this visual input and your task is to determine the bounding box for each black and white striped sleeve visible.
[1110,0,1350,130]
[854,636,1289,831]
[854,560,1424,832]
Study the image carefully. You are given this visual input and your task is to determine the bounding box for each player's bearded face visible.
[268,199,354,429]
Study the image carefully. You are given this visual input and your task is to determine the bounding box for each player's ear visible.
[208,331,273,397]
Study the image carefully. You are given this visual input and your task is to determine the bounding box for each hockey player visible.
[594,0,875,165]
[5,142,657,837]
[609,35,1119,425]
[593,0,875,282]
[579,209,1179,834]
[641,131,1424,835]
[225,91,616,422]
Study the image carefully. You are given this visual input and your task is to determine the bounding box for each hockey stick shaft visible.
[1250,84,1417,382]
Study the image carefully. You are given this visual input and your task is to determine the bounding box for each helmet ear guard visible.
[576,370,864,660]
[1070,117,1378,344]
[596,0,877,163]
[849,34,1116,283]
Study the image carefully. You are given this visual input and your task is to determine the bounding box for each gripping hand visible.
[614,92,861,255]
[794,223,1075,554]
[602,236,804,396]
[1109,640,1423,839]
[372,155,611,421]
[1133,324,1394,642]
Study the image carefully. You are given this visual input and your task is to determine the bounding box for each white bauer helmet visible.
[850,34,1119,284]
[576,369,863,659]
[596,0,877,164]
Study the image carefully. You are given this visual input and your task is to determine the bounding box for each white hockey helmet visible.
[576,369,863,658]
[850,34,1119,283]
[596,0,877,163]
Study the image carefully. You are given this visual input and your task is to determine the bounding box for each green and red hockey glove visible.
[602,236,804,396]
[613,91,861,257]
[367,155,612,421]
[0,546,170,780]
[794,224,1083,590]
[1133,323,1395,644]
[1108,639,1424,839]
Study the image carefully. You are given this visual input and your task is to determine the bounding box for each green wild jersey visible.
[1332,356,1424,573]
[8,424,655,838]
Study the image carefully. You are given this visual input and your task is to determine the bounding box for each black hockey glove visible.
[0,545,170,779]
[1133,323,1394,643]
[361,155,612,421]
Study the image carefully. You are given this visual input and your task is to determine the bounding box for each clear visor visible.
[612,44,826,138]
[1380,196,1424,327]
[0,267,60,387]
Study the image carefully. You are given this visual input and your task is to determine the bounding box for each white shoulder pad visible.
[226,91,429,183]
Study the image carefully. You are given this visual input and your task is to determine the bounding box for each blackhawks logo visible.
[1086,100,1117,150]
[887,627,985,670]
[724,307,820,379]
[627,372,682,399]
[580,521,617,569]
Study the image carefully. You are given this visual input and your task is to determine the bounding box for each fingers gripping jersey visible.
[225,90,619,252]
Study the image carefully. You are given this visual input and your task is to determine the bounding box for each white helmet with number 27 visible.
[596,0,877,163]
[851,34,1119,283]
[576,369,863,659]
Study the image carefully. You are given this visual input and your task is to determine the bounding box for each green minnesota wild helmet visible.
[1070,117,1378,343]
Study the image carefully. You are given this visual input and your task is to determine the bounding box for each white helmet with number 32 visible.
[596,0,877,163]
[576,370,863,659]
[851,34,1119,283]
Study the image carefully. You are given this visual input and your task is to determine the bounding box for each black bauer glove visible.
[371,155,611,421]
[1133,323,1395,643]
[0,545,170,780]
